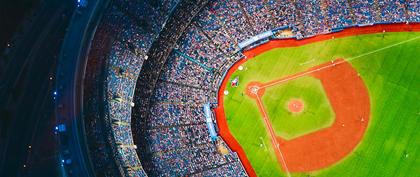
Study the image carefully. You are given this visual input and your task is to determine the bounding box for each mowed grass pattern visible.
[223,32,420,177]
[262,77,335,140]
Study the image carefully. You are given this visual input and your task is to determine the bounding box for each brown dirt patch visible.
[287,99,304,114]
[276,59,370,172]
[245,82,265,99]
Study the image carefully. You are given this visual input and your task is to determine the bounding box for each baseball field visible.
[218,27,420,177]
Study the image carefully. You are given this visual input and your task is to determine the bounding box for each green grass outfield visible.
[223,32,420,177]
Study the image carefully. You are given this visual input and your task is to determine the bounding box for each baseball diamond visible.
[215,25,420,177]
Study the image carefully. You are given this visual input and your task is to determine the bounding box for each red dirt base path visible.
[213,23,420,177]
[287,99,304,113]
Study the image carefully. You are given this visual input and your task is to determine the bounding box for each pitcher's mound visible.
[288,99,304,113]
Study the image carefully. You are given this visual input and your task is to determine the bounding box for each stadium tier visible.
[78,0,419,177]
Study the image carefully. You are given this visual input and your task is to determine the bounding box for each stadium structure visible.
[35,0,420,177]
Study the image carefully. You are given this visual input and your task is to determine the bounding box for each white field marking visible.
[261,35,420,89]
[261,69,315,89]
[256,95,291,177]
[259,137,268,151]
[346,35,420,61]
[299,58,316,66]
[250,85,260,95]
[276,142,291,177]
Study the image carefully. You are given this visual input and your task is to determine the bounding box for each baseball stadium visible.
[1,0,419,177]
[56,1,420,177]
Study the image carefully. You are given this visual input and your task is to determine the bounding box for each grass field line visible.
[256,95,291,177]
[260,35,420,89]
[261,70,314,89]
[346,35,420,61]
[299,58,316,66]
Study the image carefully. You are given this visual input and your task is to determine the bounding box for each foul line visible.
[347,35,420,61]
[256,95,291,177]
[260,35,420,89]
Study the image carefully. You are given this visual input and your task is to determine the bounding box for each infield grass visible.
[262,76,335,140]
[223,32,420,177]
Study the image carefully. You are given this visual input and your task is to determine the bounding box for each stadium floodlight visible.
[76,0,88,8]
[55,124,66,132]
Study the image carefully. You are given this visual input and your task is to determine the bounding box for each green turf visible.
[262,76,335,140]
[223,32,420,177]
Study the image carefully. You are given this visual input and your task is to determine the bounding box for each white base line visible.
[299,58,315,66]
[256,95,291,177]
[347,35,420,61]
[261,35,420,89]
[275,142,291,177]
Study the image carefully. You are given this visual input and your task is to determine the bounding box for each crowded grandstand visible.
[73,0,419,176]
